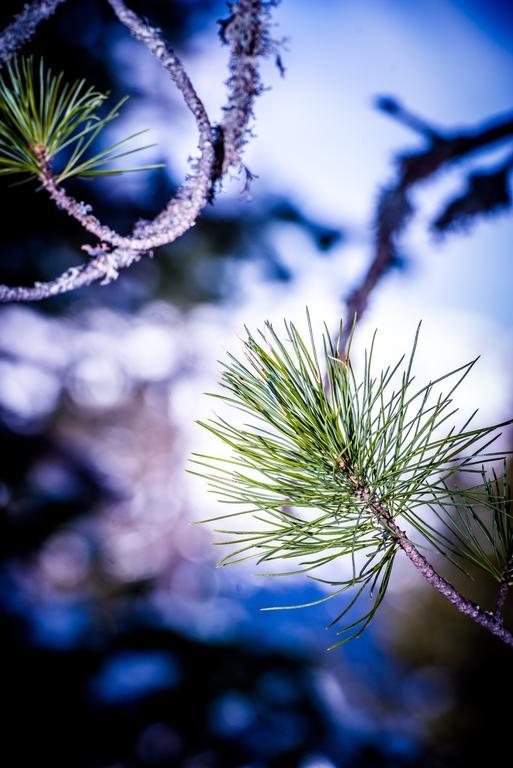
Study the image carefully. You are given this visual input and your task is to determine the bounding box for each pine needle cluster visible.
[0,56,162,183]
[192,315,513,646]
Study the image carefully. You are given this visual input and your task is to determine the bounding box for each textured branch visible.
[383,509,513,647]
[0,0,67,65]
[0,247,143,301]
[495,579,510,621]
[495,556,513,621]
[217,0,281,177]
[0,0,277,301]
[338,102,513,354]
[350,470,513,648]
[107,0,215,244]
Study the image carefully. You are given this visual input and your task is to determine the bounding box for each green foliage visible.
[0,57,163,183]
[428,465,513,582]
[191,315,513,646]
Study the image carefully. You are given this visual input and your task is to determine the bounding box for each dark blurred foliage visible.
[0,417,108,555]
[1,2,513,767]
[383,566,513,767]
[0,413,427,768]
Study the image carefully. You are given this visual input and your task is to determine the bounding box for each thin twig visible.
[495,579,510,621]
[495,557,513,621]
[386,506,513,646]
[347,467,513,647]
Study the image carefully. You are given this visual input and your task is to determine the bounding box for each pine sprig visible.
[0,56,163,182]
[191,315,513,646]
[427,465,513,582]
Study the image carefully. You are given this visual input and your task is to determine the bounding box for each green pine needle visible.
[0,57,164,182]
[191,314,513,645]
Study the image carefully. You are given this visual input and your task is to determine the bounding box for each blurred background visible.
[1,0,513,766]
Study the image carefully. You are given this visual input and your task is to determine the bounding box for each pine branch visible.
[0,55,164,248]
[192,315,513,648]
[0,0,280,301]
[106,0,215,248]
[367,498,513,648]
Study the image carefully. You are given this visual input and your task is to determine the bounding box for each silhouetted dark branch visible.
[338,100,513,354]
[433,150,513,234]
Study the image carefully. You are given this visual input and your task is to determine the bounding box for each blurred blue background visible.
[1,1,513,766]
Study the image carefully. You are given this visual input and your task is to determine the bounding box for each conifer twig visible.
[358,488,513,647]
[495,579,510,621]
[0,0,279,301]
[193,316,513,649]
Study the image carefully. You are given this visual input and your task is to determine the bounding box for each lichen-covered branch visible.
[0,0,66,65]
[0,0,278,302]
[344,460,513,647]
[495,579,510,621]
[376,499,513,647]
[217,0,282,177]
[107,0,215,244]
[0,247,143,301]
[495,554,513,621]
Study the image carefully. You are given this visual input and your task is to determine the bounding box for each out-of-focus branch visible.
[338,100,513,355]
[0,0,280,302]
[0,0,66,64]
[495,555,513,622]
[217,0,281,178]
[433,150,513,234]
[495,579,510,622]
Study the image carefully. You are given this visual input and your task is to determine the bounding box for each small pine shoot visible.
[0,56,163,183]
[191,315,513,647]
